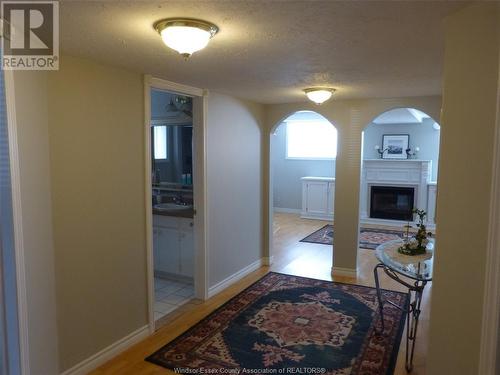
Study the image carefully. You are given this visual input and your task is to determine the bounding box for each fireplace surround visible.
[360,159,435,225]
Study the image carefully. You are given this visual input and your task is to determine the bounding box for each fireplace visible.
[370,186,415,221]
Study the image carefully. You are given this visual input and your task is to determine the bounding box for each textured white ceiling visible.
[59,1,468,104]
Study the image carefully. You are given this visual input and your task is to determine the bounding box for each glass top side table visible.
[373,239,434,372]
[375,239,434,281]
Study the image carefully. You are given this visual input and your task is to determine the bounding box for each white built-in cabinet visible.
[300,171,437,226]
[153,215,194,278]
[301,177,335,220]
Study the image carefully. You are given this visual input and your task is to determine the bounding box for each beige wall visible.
[47,56,147,371]
[427,4,500,374]
[263,97,441,272]
[206,93,264,287]
[12,71,60,374]
[14,55,265,370]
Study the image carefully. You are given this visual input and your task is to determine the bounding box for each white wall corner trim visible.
[59,325,150,375]
[331,266,358,278]
[143,77,155,335]
[4,69,31,375]
[208,259,263,298]
[478,65,500,375]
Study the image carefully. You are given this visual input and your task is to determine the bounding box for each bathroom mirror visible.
[152,124,193,185]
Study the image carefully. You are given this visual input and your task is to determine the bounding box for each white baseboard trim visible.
[301,213,334,221]
[274,207,301,214]
[331,266,357,278]
[60,325,150,375]
[262,256,274,266]
[208,259,263,298]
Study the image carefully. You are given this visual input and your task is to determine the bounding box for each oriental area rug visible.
[146,272,408,375]
[300,225,408,250]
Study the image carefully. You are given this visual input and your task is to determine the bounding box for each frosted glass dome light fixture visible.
[154,18,219,59]
[304,88,336,105]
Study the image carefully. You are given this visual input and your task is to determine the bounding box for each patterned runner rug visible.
[146,272,408,374]
[300,225,408,249]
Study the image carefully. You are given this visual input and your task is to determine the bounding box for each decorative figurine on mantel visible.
[405,146,420,159]
[398,208,433,256]
[374,145,387,158]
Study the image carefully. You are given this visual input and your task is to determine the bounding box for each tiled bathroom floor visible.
[154,277,194,321]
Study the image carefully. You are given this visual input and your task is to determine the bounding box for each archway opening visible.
[357,107,440,371]
[359,107,440,232]
[269,110,338,278]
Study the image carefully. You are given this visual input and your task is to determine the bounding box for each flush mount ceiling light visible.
[154,18,219,59]
[303,88,336,105]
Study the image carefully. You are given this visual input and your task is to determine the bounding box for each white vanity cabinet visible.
[154,226,179,275]
[153,215,194,278]
[179,230,194,277]
[301,177,335,220]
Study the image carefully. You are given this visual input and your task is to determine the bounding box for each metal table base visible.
[373,263,428,372]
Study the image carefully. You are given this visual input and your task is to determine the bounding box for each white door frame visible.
[478,64,500,374]
[143,75,208,333]
[3,69,31,373]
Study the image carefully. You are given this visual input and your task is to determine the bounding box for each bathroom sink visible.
[154,203,192,211]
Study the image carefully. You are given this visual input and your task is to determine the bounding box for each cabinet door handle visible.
[189,222,193,227]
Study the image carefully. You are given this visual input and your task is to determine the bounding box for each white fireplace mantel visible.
[360,159,435,227]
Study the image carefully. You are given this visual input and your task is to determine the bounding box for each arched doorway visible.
[269,110,338,277]
[359,107,440,234]
[356,107,441,372]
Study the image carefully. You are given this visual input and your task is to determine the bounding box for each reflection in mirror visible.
[154,126,168,160]
[150,89,193,186]
[152,125,193,185]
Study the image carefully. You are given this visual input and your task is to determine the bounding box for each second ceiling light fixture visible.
[303,88,336,105]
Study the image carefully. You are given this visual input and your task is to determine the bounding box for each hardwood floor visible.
[91,212,430,375]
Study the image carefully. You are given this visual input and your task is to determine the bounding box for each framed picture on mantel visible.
[382,134,409,159]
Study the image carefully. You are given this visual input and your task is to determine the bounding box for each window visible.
[286,119,337,159]
[154,126,167,160]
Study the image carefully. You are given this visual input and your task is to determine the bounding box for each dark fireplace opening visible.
[370,186,415,221]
